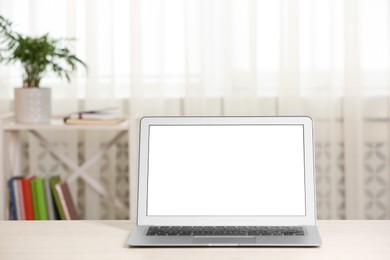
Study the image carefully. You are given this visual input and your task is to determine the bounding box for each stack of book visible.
[7,176,79,220]
[63,108,126,125]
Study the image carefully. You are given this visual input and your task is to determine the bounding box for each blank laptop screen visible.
[146,124,306,216]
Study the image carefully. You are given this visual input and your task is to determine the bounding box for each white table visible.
[0,220,389,259]
[0,114,131,220]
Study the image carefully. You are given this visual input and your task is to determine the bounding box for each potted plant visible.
[0,15,87,123]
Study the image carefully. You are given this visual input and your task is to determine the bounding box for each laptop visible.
[127,116,322,246]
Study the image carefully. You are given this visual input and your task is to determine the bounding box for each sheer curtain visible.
[1,0,390,219]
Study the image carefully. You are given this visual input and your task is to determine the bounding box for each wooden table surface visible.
[0,220,389,260]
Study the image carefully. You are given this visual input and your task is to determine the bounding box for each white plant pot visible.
[14,88,51,123]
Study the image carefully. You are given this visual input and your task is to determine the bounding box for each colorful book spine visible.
[21,177,35,220]
[44,178,56,220]
[55,183,70,220]
[17,179,26,220]
[7,179,17,220]
[49,176,66,220]
[12,179,21,220]
[31,179,39,219]
[60,182,80,220]
[31,178,49,220]
[8,175,81,221]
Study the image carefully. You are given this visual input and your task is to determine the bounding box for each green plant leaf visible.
[0,15,87,87]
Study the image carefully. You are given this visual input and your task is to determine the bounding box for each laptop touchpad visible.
[193,237,256,244]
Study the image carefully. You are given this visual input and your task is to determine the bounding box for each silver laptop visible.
[127,116,322,246]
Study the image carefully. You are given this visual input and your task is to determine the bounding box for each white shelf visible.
[0,113,131,220]
[2,116,130,130]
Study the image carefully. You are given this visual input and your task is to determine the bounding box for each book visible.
[63,108,126,125]
[55,183,71,220]
[7,179,17,220]
[69,107,119,119]
[11,178,20,220]
[17,178,26,220]
[30,178,39,219]
[31,178,49,220]
[60,182,80,220]
[44,178,56,220]
[49,176,66,220]
[63,117,126,125]
[21,176,35,220]
[12,178,23,220]
[69,110,123,120]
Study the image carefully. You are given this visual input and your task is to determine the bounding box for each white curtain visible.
[1,0,390,219]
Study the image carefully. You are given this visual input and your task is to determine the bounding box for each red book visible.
[21,177,35,220]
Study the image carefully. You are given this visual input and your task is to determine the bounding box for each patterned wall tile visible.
[315,142,345,219]
[77,141,86,219]
[22,142,29,176]
[336,143,345,219]
[98,140,129,220]
[115,142,129,220]
[36,141,70,177]
[99,151,112,220]
[364,142,389,219]
[315,142,332,219]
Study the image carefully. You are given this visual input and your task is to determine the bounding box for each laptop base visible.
[128,225,322,247]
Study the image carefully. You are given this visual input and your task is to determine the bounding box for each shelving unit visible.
[0,114,131,220]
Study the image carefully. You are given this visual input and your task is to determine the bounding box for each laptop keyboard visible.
[146,226,305,236]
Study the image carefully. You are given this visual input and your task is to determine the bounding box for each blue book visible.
[8,179,17,220]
